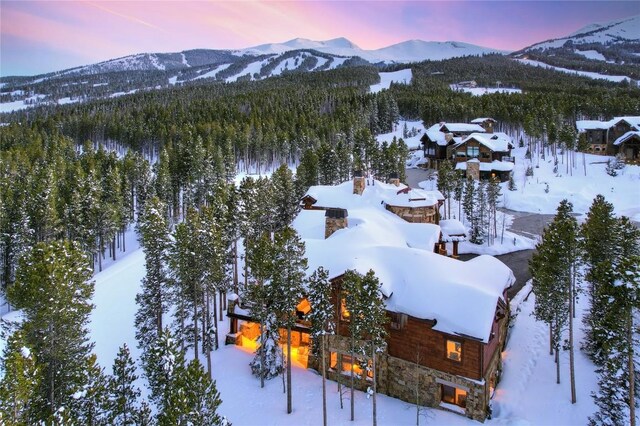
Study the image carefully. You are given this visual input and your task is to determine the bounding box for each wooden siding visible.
[453,139,509,164]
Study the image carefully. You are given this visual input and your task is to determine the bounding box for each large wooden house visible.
[421,122,486,168]
[452,133,515,181]
[577,116,640,162]
[227,177,514,422]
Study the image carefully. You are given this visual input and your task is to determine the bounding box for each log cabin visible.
[227,177,514,422]
[577,116,640,161]
[452,132,515,182]
[421,122,486,168]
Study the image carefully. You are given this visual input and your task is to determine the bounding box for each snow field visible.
[370,69,413,94]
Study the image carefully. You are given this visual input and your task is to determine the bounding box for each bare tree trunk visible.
[322,334,327,426]
[350,335,355,421]
[213,293,219,352]
[206,290,212,379]
[555,347,560,384]
[233,240,239,294]
[287,326,292,414]
[193,293,199,363]
[568,264,576,403]
[219,291,223,321]
[549,323,553,356]
[629,312,636,426]
[372,343,377,426]
[260,320,265,388]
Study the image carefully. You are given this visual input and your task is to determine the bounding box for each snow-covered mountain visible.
[240,37,505,63]
[525,14,640,51]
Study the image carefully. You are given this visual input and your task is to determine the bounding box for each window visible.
[329,352,372,379]
[481,152,491,159]
[466,146,480,158]
[441,384,467,408]
[390,312,408,330]
[340,298,350,321]
[456,151,466,158]
[446,340,462,362]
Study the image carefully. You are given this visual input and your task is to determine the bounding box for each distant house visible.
[227,177,514,422]
[576,116,640,162]
[452,132,515,181]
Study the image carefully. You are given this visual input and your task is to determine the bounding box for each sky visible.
[1,1,638,77]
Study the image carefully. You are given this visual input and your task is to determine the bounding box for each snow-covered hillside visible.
[526,14,640,51]
[515,58,633,83]
[242,37,506,64]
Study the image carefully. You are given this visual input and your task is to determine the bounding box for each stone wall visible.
[318,334,490,422]
[385,204,437,224]
[466,160,480,181]
[353,177,365,195]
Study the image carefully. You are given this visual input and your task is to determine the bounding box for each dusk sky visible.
[1,1,639,77]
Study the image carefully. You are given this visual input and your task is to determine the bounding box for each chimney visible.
[484,121,494,134]
[466,159,480,181]
[353,170,365,195]
[388,172,400,186]
[445,133,453,143]
[325,208,348,239]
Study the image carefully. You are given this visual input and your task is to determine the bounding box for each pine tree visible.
[306,266,334,426]
[107,344,143,425]
[581,195,618,363]
[7,240,95,420]
[0,330,40,425]
[72,354,109,426]
[359,270,388,426]
[146,327,185,416]
[530,200,580,402]
[136,196,172,381]
[270,165,299,232]
[175,359,226,426]
[270,227,307,414]
[437,161,454,219]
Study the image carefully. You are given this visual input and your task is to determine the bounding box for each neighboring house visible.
[227,177,514,422]
[576,116,640,162]
[452,132,515,182]
[471,117,497,134]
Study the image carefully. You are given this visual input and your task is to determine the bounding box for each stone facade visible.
[353,177,366,195]
[325,217,348,238]
[466,160,480,181]
[311,334,495,422]
[385,204,438,224]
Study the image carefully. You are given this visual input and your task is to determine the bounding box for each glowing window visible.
[340,298,350,321]
[446,340,462,362]
[441,384,467,408]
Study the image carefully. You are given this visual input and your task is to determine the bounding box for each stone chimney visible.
[353,170,365,195]
[325,208,348,239]
[483,121,494,134]
[466,159,480,181]
[388,172,400,186]
[445,133,453,143]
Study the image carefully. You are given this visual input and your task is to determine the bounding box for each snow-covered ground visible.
[503,146,640,221]
[574,49,607,61]
[450,85,523,96]
[370,69,412,94]
[516,58,632,83]
[376,119,424,149]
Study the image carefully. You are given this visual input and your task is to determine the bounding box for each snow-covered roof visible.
[441,123,486,133]
[455,160,515,172]
[295,180,515,343]
[423,123,448,146]
[439,219,467,241]
[613,131,640,146]
[471,117,496,124]
[576,116,640,133]
[455,132,513,152]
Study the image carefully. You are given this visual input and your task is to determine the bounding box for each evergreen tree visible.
[7,240,95,420]
[270,165,299,231]
[174,359,226,426]
[270,227,307,414]
[136,196,172,380]
[146,327,185,416]
[306,266,334,426]
[72,354,109,426]
[0,330,40,425]
[107,344,143,425]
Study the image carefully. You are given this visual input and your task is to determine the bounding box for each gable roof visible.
[471,117,496,124]
[613,131,640,146]
[296,180,515,343]
[454,132,513,152]
[576,116,640,133]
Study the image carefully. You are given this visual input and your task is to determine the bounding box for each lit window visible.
[446,340,462,362]
[340,299,350,321]
[441,384,467,408]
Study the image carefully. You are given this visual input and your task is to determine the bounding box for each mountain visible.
[513,14,639,81]
[370,40,506,63]
[527,14,640,50]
